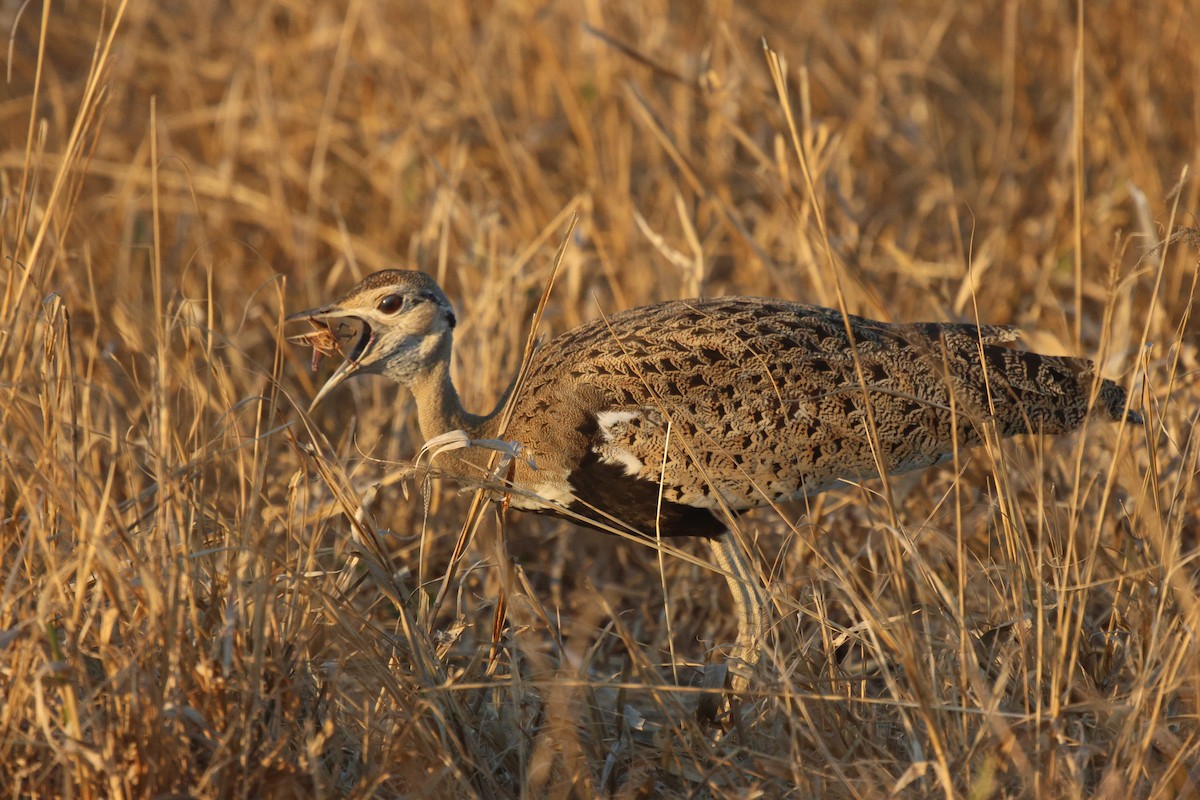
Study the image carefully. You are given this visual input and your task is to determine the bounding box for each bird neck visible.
[408,358,490,441]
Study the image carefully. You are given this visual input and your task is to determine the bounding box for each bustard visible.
[288,270,1141,699]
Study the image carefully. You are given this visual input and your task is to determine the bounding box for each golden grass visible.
[2,1,1198,797]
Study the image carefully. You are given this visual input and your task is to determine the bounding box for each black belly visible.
[555,451,728,539]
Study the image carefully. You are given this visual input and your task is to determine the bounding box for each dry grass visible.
[2,1,1198,797]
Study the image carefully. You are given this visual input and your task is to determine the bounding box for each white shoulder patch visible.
[594,409,647,477]
[600,448,645,477]
[595,410,641,436]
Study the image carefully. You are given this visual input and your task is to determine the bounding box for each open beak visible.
[286,305,376,412]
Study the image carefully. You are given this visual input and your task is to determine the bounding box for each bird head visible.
[286,270,457,410]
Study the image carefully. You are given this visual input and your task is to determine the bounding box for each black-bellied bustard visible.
[288,270,1140,703]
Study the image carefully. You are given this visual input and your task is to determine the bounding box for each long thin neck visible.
[409,355,494,442]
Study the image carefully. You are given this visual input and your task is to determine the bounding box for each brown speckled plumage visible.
[499,297,1136,535]
[288,269,1140,696]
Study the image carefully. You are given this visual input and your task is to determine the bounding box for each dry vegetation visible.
[2,0,1199,797]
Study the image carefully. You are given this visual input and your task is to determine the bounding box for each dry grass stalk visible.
[1,1,1197,798]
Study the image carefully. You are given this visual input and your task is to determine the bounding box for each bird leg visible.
[702,532,770,697]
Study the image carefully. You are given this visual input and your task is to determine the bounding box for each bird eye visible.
[377,294,405,314]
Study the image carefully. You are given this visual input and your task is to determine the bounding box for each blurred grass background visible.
[1,0,1197,797]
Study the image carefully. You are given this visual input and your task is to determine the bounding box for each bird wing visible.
[503,297,1120,524]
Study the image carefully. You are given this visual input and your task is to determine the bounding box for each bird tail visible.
[1099,379,1143,425]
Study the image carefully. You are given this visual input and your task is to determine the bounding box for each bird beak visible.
[286,304,376,412]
